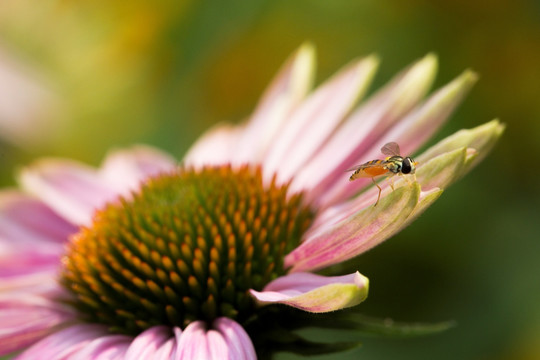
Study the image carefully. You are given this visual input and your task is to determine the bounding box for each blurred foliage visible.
[1,0,539,359]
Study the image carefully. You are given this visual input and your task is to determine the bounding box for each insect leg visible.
[388,176,395,191]
[372,177,382,207]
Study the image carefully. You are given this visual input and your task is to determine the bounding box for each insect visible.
[347,142,418,206]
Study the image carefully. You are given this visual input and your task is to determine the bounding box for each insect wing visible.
[381,142,401,157]
[345,164,366,172]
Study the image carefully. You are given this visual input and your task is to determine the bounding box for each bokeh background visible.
[1,1,539,359]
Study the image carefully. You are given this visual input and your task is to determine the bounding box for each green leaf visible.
[331,313,456,338]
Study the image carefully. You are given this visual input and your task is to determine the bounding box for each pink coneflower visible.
[0,44,503,359]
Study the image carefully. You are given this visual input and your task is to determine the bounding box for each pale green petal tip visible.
[357,54,381,86]
[356,272,370,303]
[421,52,439,75]
[418,119,505,163]
[460,69,479,85]
[407,53,438,89]
[292,42,317,96]
[416,147,468,190]
[330,273,370,311]
[416,119,504,191]
[461,119,505,166]
[448,69,479,97]
[348,55,380,106]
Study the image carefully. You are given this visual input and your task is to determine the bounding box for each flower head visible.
[0,44,503,359]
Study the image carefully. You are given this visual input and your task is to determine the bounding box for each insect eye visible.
[401,158,412,174]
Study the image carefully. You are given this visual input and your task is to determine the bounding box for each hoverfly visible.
[347,142,418,206]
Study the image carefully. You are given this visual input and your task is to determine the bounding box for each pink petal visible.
[100,145,177,195]
[177,321,210,360]
[183,123,245,167]
[0,191,73,292]
[18,158,120,226]
[206,329,229,359]
[0,252,59,293]
[174,319,256,360]
[16,324,108,360]
[314,69,478,207]
[231,44,315,165]
[213,318,256,360]
[286,184,420,272]
[0,48,61,148]
[250,271,369,312]
[124,326,174,360]
[0,294,76,357]
[153,336,177,360]
[0,190,76,249]
[66,334,131,360]
[262,55,379,184]
[289,54,437,206]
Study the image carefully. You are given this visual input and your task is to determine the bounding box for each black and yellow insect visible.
[348,142,418,206]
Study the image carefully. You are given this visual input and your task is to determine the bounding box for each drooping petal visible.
[100,145,177,195]
[0,295,76,357]
[213,318,256,360]
[287,184,420,272]
[124,326,175,360]
[262,55,379,183]
[291,54,437,204]
[18,159,119,225]
[250,272,369,313]
[231,43,315,164]
[315,69,478,207]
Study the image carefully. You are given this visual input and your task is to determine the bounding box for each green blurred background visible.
[1,1,539,359]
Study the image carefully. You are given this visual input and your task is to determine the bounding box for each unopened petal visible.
[250,272,369,312]
[100,145,177,194]
[18,159,119,226]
